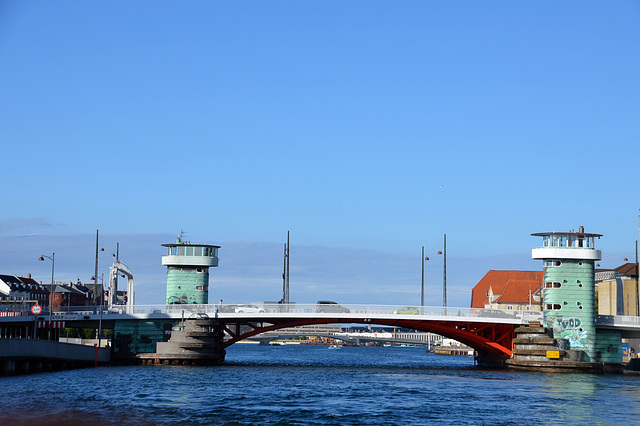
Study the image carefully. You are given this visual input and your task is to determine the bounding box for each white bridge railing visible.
[26,303,543,323]
[0,303,546,323]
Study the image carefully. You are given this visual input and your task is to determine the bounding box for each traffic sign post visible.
[31,304,42,339]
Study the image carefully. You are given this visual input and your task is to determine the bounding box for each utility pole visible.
[286,231,290,304]
[421,246,424,310]
[282,242,287,303]
[636,240,640,316]
[94,230,102,346]
[443,234,447,309]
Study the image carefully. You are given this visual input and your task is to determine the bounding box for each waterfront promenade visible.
[0,338,110,375]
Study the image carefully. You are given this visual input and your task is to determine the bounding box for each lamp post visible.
[93,244,114,346]
[38,252,55,340]
[422,246,429,314]
[438,233,447,314]
[91,230,107,347]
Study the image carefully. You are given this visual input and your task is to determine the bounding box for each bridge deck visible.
[1,304,638,336]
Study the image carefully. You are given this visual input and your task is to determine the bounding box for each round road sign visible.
[31,304,42,315]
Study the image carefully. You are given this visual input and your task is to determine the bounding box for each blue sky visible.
[1,2,639,308]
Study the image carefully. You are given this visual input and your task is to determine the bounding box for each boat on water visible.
[328,344,343,349]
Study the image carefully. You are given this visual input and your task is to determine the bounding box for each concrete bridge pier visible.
[113,316,227,365]
[152,317,225,365]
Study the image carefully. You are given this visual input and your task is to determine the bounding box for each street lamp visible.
[438,233,447,312]
[421,246,429,314]
[38,252,55,340]
[91,229,106,346]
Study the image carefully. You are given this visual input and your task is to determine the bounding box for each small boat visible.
[328,344,343,349]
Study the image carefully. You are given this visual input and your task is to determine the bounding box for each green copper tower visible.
[162,236,220,305]
[531,226,601,362]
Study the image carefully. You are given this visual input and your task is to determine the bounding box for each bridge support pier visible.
[112,316,226,365]
[151,317,225,365]
[505,323,623,374]
[475,353,506,368]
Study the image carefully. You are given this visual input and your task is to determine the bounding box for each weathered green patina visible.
[532,227,607,363]
[161,237,220,305]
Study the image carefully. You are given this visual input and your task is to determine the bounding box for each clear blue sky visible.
[1,2,639,307]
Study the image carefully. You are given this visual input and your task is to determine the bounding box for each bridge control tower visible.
[531,226,601,362]
[161,236,220,305]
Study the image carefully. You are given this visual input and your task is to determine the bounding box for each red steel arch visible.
[218,316,515,358]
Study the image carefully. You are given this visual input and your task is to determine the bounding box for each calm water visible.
[2,344,640,425]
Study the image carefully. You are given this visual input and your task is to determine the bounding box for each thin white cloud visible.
[0,218,54,235]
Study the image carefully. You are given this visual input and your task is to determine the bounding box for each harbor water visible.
[2,344,639,425]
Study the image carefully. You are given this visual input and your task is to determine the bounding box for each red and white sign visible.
[30,304,43,315]
[37,321,65,328]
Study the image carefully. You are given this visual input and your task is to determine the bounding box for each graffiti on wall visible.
[552,316,587,350]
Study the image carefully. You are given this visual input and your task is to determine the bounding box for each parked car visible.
[235,304,266,313]
[316,301,350,313]
[478,309,518,319]
[393,306,419,315]
[218,304,237,313]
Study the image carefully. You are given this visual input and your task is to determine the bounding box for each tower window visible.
[544,260,562,267]
[196,268,203,273]
[545,282,562,288]
[545,304,562,311]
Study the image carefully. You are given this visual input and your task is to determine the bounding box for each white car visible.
[234,304,266,313]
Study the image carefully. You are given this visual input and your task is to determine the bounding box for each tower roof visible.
[532,226,601,238]
[161,242,220,248]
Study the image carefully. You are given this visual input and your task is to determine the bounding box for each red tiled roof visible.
[494,279,541,304]
[470,270,542,308]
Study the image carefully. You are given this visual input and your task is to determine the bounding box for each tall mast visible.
[286,231,290,303]
[443,234,447,308]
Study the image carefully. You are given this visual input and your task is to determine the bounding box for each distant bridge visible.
[245,329,440,347]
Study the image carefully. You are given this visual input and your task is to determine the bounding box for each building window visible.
[545,304,562,311]
[196,285,208,291]
[544,260,562,267]
[545,282,562,288]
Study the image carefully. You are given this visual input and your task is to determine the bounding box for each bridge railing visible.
[596,315,640,327]
[114,303,541,323]
[2,303,542,324]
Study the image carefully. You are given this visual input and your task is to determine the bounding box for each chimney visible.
[579,226,584,233]
[27,273,31,279]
